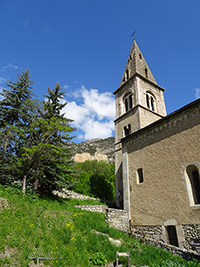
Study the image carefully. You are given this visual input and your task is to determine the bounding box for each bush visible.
[72,160,115,200]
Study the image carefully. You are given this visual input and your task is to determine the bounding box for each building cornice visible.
[114,104,163,123]
[113,72,165,95]
[122,98,200,145]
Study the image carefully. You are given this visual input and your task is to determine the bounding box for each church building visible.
[114,40,200,250]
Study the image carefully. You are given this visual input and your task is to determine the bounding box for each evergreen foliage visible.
[0,71,74,194]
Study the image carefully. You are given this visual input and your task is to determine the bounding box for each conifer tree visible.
[0,69,34,160]
[20,83,74,193]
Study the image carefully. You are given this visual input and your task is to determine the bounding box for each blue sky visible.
[0,0,200,142]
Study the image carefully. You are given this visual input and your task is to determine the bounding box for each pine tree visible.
[20,83,74,194]
[0,69,34,160]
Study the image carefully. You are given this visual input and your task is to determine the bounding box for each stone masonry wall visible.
[75,205,107,213]
[105,208,129,233]
[133,233,200,261]
[53,189,96,200]
[182,224,200,250]
[132,225,162,241]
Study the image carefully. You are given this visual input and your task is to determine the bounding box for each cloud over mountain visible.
[63,86,115,141]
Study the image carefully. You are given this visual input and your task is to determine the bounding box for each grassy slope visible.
[0,185,199,267]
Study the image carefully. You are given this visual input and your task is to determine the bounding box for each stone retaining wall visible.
[133,233,200,261]
[74,205,129,233]
[132,225,162,241]
[182,224,200,250]
[105,208,129,233]
[75,205,107,213]
[53,189,96,200]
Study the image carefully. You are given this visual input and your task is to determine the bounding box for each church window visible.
[145,68,148,78]
[125,98,129,112]
[129,95,133,109]
[146,94,150,109]
[126,69,130,80]
[137,168,144,184]
[166,226,179,247]
[151,96,154,111]
[146,92,156,112]
[129,55,132,60]
[124,92,133,113]
[139,53,142,60]
[128,124,131,134]
[186,165,200,205]
[123,124,131,137]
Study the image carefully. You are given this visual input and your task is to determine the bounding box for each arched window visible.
[123,124,131,137]
[186,165,200,205]
[146,91,156,112]
[124,92,133,113]
[145,68,148,78]
[126,69,129,80]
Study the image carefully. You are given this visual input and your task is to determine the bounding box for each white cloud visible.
[0,77,7,85]
[1,63,19,72]
[62,86,115,141]
[195,88,200,99]
[63,84,71,90]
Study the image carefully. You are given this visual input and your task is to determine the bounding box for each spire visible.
[120,40,157,86]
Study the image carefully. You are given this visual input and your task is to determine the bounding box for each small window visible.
[129,95,133,109]
[186,165,200,204]
[146,92,156,112]
[125,98,129,112]
[139,53,142,60]
[145,68,148,78]
[167,226,179,247]
[124,93,133,113]
[124,124,131,137]
[126,69,129,80]
[137,168,143,184]
[146,94,150,109]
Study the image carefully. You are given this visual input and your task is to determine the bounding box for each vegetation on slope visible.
[0,185,199,266]
[72,160,115,201]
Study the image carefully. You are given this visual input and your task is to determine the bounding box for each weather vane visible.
[131,30,136,40]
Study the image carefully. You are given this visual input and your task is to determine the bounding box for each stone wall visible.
[105,208,129,233]
[75,205,107,213]
[132,225,162,241]
[53,189,96,201]
[133,233,200,261]
[182,224,200,250]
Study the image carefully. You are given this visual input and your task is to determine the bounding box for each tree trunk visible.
[2,127,12,160]
[22,175,27,194]
[34,179,39,191]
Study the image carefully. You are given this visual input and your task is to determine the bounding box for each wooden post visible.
[116,252,130,267]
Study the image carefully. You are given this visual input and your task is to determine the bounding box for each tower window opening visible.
[150,96,154,111]
[124,93,133,113]
[146,94,150,109]
[129,95,133,109]
[139,53,142,60]
[123,124,131,137]
[146,92,156,112]
[125,98,129,112]
[186,165,200,205]
[145,68,148,78]
[137,168,144,184]
[128,124,131,134]
[166,226,179,247]
[129,55,132,60]
[126,69,129,80]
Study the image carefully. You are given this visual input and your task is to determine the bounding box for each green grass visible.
[0,185,199,266]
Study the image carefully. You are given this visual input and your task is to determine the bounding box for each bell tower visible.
[114,40,166,208]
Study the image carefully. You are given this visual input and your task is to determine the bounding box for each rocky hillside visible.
[69,137,115,162]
